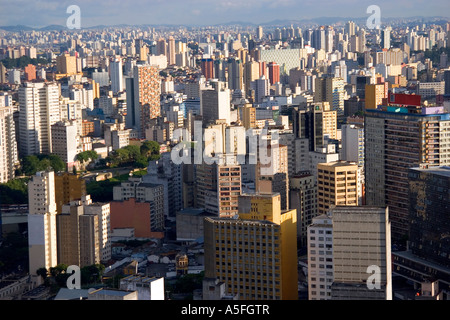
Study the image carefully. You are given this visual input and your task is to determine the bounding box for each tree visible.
[36,267,48,280]
[22,155,40,176]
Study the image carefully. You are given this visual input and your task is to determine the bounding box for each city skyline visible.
[1,0,449,29]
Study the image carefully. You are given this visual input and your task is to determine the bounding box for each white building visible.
[110,59,124,94]
[307,214,334,300]
[51,120,79,170]
[340,124,364,168]
[19,82,61,156]
[0,93,19,183]
[200,80,231,125]
[119,275,165,300]
[28,171,58,282]
[81,195,112,263]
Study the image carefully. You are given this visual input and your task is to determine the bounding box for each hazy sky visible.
[1,0,448,28]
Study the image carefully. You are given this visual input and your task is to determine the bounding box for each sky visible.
[0,0,448,28]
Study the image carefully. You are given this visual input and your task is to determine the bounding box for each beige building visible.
[0,95,19,183]
[317,161,359,215]
[331,206,392,300]
[56,53,77,76]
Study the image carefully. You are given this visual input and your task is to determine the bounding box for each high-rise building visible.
[244,60,260,99]
[156,38,167,57]
[200,80,231,125]
[292,102,337,152]
[18,82,61,156]
[57,201,100,267]
[56,53,77,76]
[168,36,176,65]
[110,59,124,94]
[126,64,161,138]
[54,172,87,215]
[315,77,345,118]
[317,161,360,215]
[257,26,263,40]
[0,63,7,84]
[200,58,214,80]
[408,166,450,268]
[24,64,36,82]
[307,213,333,300]
[267,62,280,85]
[340,124,365,168]
[203,192,298,300]
[251,75,270,104]
[0,94,19,183]
[365,100,450,241]
[227,58,244,92]
[27,171,58,280]
[330,206,392,300]
[51,120,79,171]
[81,195,111,263]
[381,27,391,49]
[365,83,388,110]
[289,172,317,247]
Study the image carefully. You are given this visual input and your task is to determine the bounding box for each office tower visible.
[317,161,360,215]
[292,102,337,152]
[365,95,450,241]
[408,166,450,268]
[340,124,364,168]
[417,81,445,99]
[200,58,214,80]
[267,62,280,85]
[54,172,87,215]
[251,75,270,104]
[28,171,58,279]
[307,213,333,300]
[104,122,131,150]
[381,27,391,49]
[257,26,263,40]
[110,59,124,94]
[227,58,244,92]
[244,60,260,99]
[57,201,100,267]
[330,206,392,300]
[315,77,345,117]
[168,36,176,65]
[200,80,231,125]
[56,53,77,75]
[126,64,161,138]
[196,162,241,218]
[0,63,6,83]
[51,121,78,171]
[358,29,366,53]
[81,195,111,263]
[24,64,36,82]
[203,192,298,300]
[113,177,165,232]
[0,96,19,183]
[365,83,388,110]
[18,82,61,156]
[290,172,317,247]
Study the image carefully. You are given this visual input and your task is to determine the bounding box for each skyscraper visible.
[110,58,124,94]
[365,98,450,241]
[28,171,58,280]
[381,27,391,49]
[18,82,61,156]
[267,62,280,86]
[0,94,19,183]
[126,64,161,138]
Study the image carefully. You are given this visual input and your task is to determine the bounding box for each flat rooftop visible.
[410,166,450,178]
